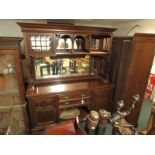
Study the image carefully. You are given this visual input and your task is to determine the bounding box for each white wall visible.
[0,19,46,37]
[74,20,112,27]
[114,19,155,36]
[1,19,155,37]
[0,19,113,38]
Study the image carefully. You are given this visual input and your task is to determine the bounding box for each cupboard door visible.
[35,107,57,126]
[121,36,155,124]
[0,47,28,134]
[0,53,23,134]
[29,96,59,129]
[27,33,55,57]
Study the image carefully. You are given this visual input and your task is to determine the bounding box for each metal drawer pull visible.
[81,95,85,104]
[64,102,69,105]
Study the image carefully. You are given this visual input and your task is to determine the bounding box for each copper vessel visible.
[86,111,99,129]
[98,109,111,128]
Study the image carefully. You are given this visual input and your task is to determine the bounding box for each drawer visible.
[29,95,58,108]
[94,88,112,98]
[29,94,56,102]
[59,95,91,108]
[58,91,92,101]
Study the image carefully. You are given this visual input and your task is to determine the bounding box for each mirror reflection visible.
[74,36,85,50]
[34,56,91,79]
[56,35,72,50]
[55,34,87,52]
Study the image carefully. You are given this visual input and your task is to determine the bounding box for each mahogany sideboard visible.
[18,22,116,133]
[26,80,113,132]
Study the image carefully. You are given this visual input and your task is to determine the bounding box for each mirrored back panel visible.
[34,55,94,79]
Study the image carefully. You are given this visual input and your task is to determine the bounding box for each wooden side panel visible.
[110,37,132,109]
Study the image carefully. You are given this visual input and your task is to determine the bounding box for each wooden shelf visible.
[30,52,55,58]
[30,51,111,58]
[55,52,89,58]
[89,51,112,56]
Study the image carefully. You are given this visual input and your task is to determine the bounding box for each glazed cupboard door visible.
[0,37,29,134]
[0,50,28,134]
[26,33,55,57]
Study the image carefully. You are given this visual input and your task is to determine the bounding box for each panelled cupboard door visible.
[121,34,155,124]
[110,37,132,107]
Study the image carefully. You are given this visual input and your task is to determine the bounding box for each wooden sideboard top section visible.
[113,33,155,41]
[0,37,22,49]
[17,22,117,35]
[133,33,155,41]
[27,80,113,97]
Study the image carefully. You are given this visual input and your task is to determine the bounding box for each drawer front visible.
[58,91,92,101]
[94,87,112,98]
[59,96,91,107]
[58,91,92,107]
[29,95,58,108]
[94,97,112,111]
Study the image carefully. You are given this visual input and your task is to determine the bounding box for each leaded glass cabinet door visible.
[0,37,28,134]
[27,33,55,57]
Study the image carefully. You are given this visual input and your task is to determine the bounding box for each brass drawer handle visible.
[64,102,69,105]
[81,94,85,104]
[64,96,69,99]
